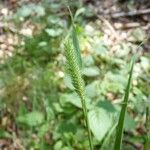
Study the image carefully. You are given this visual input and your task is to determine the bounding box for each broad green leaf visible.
[114,43,132,58]
[130,28,146,42]
[53,102,63,113]
[49,3,62,13]
[54,141,63,150]
[141,56,150,71]
[82,67,100,77]
[0,129,11,138]
[102,72,128,94]
[34,5,45,16]
[101,123,117,150]
[17,111,44,127]
[58,121,77,134]
[88,108,113,141]
[64,75,74,90]
[16,5,32,18]
[45,28,63,37]
[61,147,71,150]
[16,4,45,18]
[38,123,49,137]
[47,16,64,27]
[47,16,60,24]
[114,56,135,150]
[106,72,127,86]
[96,100,117,113]
[94,42,108,55]
[82,55,94,67]
[85,81,99,98]
[124,113,136,130]
[38,41,47,47]
[107,82,124,93]
[54,141,71,150]
[60,93,91,109]
[85,24,94,36]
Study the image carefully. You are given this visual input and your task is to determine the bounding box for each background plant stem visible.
[144,107,149,150]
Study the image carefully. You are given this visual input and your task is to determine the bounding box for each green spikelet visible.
[64,40,93,150]
[64,41,85,98]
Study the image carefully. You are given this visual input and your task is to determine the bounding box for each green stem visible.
[144,141,148,150]
[144,107,149,150]
[81,95,93,150]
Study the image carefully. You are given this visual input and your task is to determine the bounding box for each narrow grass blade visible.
[114,57,135,150]
[68,6,82,68]
[144,107,150,150]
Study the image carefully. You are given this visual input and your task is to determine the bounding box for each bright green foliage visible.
[15,4,45,18]
[82,67,100,77]
[0,1,149,149]
[88,108,113,141]
[17,111,44,127]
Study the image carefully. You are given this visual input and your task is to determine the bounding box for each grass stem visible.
[81,95,93,150]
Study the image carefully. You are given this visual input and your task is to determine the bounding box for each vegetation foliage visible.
[0,0,149,149]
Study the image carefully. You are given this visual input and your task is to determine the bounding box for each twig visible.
[123,139,142,150]
[111,8,150,18]
[114,22,141,29]
[97,15,119,40]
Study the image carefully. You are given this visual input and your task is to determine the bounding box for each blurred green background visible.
[0,0,149,149]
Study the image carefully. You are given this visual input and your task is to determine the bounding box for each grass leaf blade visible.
[144,107,150,150]
[68,6,82,68]
[72,26,82,68]
[114,57,135,150]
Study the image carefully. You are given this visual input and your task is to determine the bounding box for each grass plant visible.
[114,56,135,150]
[64,7,93,150]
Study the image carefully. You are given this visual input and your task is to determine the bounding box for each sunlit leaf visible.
[88,108,113,141]
[17,111,44,127]
[82,67,100,77]
[38,123,49,137]
[60,93,92,109]
[45,28,63,37]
